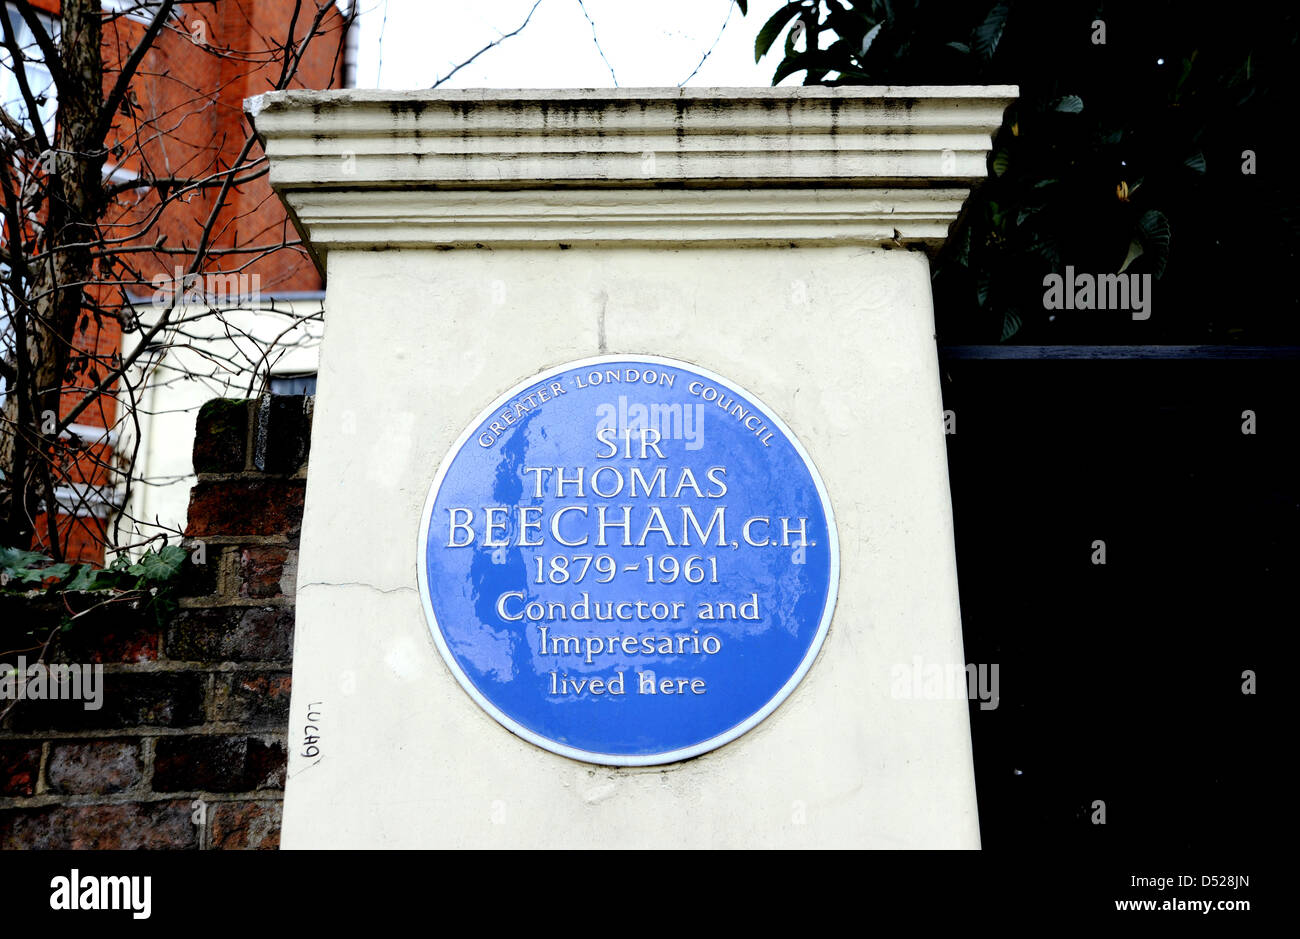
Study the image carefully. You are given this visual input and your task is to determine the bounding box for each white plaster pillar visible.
[248,86,1015,848]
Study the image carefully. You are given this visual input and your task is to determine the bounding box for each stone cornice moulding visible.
[246,87,1016,264]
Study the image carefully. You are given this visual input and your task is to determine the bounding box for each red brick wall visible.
[0,395,311,849]
[99,0,348,293]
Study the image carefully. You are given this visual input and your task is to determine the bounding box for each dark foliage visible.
[752,0,1299,342]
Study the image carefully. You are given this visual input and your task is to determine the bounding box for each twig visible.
[680,1,739,86]
[576,0,618,86]
[431,0,547,88]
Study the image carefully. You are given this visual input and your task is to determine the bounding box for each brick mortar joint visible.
[192,472,306,485]
[242,398,256,475]
[183,535,298,546]
[35,740,49,796]
[177,596,295,609]
[0,662,294,677]
[203,671,216,727]
[142,735,157,801]
[0,791,286,812]
[0,725,292,742]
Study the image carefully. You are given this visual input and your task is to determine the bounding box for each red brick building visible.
[9,0,349,561]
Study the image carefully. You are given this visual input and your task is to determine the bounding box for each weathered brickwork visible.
[0,396,311,849]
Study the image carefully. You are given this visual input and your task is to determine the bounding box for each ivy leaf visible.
[1,547,50,581]
[992,150,1010,177]
[973,3,1009,61]
[1053,94,1084,113]
[158,544,189,567]
[755,1,804,63]
[127,547,187,583]
[1,547,48,567]
[64,565,96,592]
[150,545,188,579]
[40,563,74,585]
[1183,151,1207,173]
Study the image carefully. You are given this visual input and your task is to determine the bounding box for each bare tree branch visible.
[0,6,51,153]
[431,0,546,88]
[11,0,68,93]
[93,0,177,146]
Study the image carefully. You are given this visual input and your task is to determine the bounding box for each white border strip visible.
[415,354,840,767]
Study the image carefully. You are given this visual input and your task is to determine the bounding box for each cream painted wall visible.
[282,244,979,848]
[116,300,323,553]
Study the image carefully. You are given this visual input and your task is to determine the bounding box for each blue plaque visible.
[417,355,838,765]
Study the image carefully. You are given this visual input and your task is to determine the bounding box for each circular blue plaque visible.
[417,355,838,765]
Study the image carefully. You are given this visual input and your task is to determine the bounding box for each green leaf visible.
[1052,94,1084,113]
[826,8,870,45]
[40,563,73,584]
[771,50,825,86]
[64,565,117,592]
[988,199,1007,231]
[972,3,1009,61]
[1118,239,1144,274]
[1,546,50,575]
[63,565,96,592]
[736,0,747,14]
[947,41,970,54]
[1025,233,1060,265]
[127,546,188,584]
[157,544,189,568]
[1183,151,1207,173]
[953,223,972,268]
[755,1,804,63]
[1000,309,1023,341]
[992,150,1010,177]
[859,21,883,56]
[1137,209,1172,277]
[784,16,808,59]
